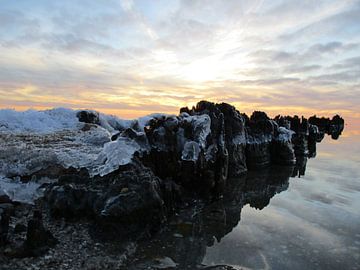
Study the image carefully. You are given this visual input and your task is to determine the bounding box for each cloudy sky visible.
[0,0,359,121]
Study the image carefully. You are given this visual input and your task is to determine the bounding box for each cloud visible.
[0,0,359,120]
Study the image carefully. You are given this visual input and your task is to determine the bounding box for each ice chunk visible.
[0,176,42,204]
[232,133,247,145]
[183,114,211,149]
[276,127,295,142]
[181,141,200,161]
[152,257,177,269]
[90,136,142,177]
[246,134,273,145]
[99,113,134,132]
[205,144,218,162]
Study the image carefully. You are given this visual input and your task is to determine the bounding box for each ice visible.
[99,112,171,134]
[183,114,211,149]
[205,144,218,162]
[0,108,218,180]
[137,113,172,130]
[247,134,273,145]
[0,108,150,205]
[0,108,160,178]
[99,113,134,132]
[276,127,295,142]
[0,126,111,177]
[181,141,201,161]
[232,133,247,145]
[90,136,142,177]
[151,257,177,269]
[0,175,42,204]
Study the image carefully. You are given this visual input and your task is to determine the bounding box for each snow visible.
[99,113,134,132]
[205,144,218,162]
[0,108,214,179]
[137,113,173,130]
[246,133,273,145]
[0,108,169,179]
[276,127,295,142]
[0,108,207,203]
[232,133,247,145]
[183,114,211,149]
[0,108,82,133]
[181,141,200,161]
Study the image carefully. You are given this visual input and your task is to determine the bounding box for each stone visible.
[76,110,100,125]
[21,210,57,257]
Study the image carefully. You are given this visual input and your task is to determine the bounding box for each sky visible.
[0,0,359,122]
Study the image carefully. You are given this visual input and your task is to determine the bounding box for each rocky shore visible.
[0,101,344,269]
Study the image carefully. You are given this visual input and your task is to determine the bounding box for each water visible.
[130,132,360,269]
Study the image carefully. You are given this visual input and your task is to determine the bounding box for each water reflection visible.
[129,164,299,269]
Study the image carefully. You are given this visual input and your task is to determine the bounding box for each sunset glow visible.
[1,0,359,123]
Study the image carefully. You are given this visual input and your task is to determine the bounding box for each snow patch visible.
[0,108,82,133]
[181,141,200,161]
[183,114,211,149]
[276,127,295,142]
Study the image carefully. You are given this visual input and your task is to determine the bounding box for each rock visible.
[0,203,15,215]
[141,101,344,197]
[0,190,12,204]
[76,110,100,125]
[14,223,27,234]
[0,207,10,245]
[308,114,344,139]
[21,210,57,257]
[45,160,166,238]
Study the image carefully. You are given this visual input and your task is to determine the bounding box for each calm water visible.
[202,134,360,270]
[130,131,360,270]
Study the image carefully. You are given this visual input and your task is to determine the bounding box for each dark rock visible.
[14,223,27,234]
[76,110,100,125]
[13,210,58,257]
[142,101,344,197]
[308,114,344,139]
[45,160,166,239]
[0,208,10,246]
[0,191,11,204]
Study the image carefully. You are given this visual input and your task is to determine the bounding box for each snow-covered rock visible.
[276,126,295,142]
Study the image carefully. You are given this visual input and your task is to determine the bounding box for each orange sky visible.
[1,0,359,129]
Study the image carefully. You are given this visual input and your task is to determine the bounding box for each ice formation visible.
[0,108,158,187]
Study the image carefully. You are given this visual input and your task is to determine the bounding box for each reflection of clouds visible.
[204,204,346,269]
